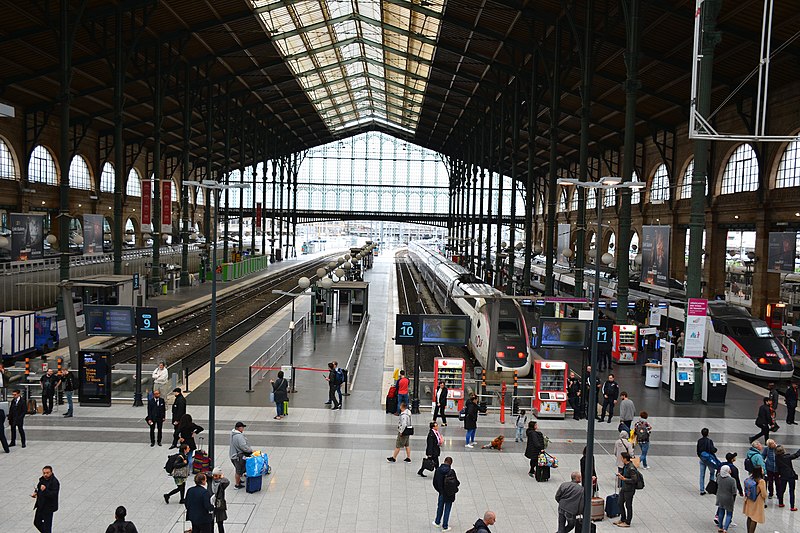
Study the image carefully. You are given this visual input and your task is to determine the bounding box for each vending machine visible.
[702,359,728,404]
[433,358,466,414]
[533,360,568,418]
[612,324,639,364]
[670,357,695,403]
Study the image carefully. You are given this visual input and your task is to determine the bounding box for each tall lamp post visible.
[558,176,644,532]
[185,179,249,467]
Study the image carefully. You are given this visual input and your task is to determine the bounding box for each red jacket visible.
[397,376,409,395]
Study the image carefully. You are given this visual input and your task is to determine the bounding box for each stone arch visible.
[28,144,59,185]
[68,154,94,190]
[716,143,760,196]
[0,133,21,180]
[769,129,800,189]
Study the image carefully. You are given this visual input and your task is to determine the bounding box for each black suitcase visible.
[386,395,397,414]
[575,517,596,532]
[535,465,550,482]
[605,493,620,518]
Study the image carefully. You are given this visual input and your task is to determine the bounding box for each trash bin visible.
[693,360,703,401]
[644,363,662,388]
[160,282,168,295]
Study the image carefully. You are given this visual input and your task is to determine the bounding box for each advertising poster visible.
[640,225,671,288]
[161,180,172,226]
[767,231,796,273]
[83,214,105,255]
[10,213,45,261]
[141,179,152,226]
[557,223,571,267]
[683,298,708,358]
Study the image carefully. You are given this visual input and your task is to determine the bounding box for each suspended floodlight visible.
[561,248,573,259]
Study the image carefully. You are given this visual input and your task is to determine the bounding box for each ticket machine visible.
[612,325,638,364]
[532,360,568,418]
[670,357,695,403]
[702,359,728,404]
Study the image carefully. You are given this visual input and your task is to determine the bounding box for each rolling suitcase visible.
[591,497,605,521]
[192,437,212,474]
[534,465,550,482]
[605,492,620,518]
[386,394,398,414]
[246,473,263,493]
[283,400,289,416]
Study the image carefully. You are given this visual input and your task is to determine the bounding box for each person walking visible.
[514,409,528,442]
[432,457,459,531]
[229,422,253,489]
[147,389,166,447]
[325,362,341,410]
[395,370,410,415]
[463,394,479,448]
[0,406,9,453]
[614,430,635,474]
[580,446,598,496]
[716,465,738,533]
[775,445,800,510]
[31,465,60,533]
[742,467,767,533]
[333,360,344,406]
[418,421,442,477]
[185,473,215,533]
[633,412,652,469]
[555,471,584,533]
[525,420,545,478]
[469,511,496,533]
[598,374,620,423]
[567,371,581,420]
[749,397,773,444]
[8,389,26,448]
[39,369,58,415]
[270,370,289,420]
[177,413,204,467]
[698,427,718,495]
[387,402,412,462]
[615,452,639,528]
[767,383,779,419]
[786,381,798,425]
[618,392,635,432]
[205,467,230,533]
[432,381,449,426]
[152,361,170,400]
[164,443,191,504]
[57,369,76,418]
[104,506,138,533]
[170,388,187,449]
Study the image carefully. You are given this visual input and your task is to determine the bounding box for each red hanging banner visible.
[141,180,152,226]
[162,180,172,226]
[256,202,262,229]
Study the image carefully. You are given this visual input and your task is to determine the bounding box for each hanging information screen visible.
[395,314,420,345]
[539,318,590,348]
[78,350,112,406]
[420,315,470,346]
[85,305,135,336]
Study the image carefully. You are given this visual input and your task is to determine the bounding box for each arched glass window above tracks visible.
[196,187,204,206]
[650,164,670,202]
[587,188,597,209]
[558,189,567,212]
[68,155,92,190]
[171,178,178,203]
[100,162,114,193]
[631,171,641,204]
[126,168,141,197]
[570,189,578,211]
[603,186,616,207]
[679,159,709,199]
[776,140,800,188]
[28,145,57,185]
[721,144,759,194]
[0,137,17,180]
[222,169,242,208]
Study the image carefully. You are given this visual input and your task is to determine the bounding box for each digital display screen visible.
[710,372,721,382]
[85,305,135,336]
[395,314,420,346]
[79,350,112,406]
[678,371,689,381]
[596,320,614,347]
[421,315,470,346]
[539,319,590,348]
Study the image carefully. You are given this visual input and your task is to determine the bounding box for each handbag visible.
[632,456,641,468]
[402,426,414,436]
[706,479,718,495]
[269,392,275,403]
[422,457,436,471]
[171,464,190,479]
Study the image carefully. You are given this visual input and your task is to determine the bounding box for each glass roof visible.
[249,0,446,134]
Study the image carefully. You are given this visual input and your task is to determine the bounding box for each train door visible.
[765,303,786,331]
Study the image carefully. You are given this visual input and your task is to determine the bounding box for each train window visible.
[498,319,519,335]
[753,326,772,338]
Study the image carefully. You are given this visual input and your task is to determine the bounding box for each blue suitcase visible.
[246,474,263,493]
[605,493,620,518]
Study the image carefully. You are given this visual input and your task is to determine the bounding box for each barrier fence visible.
[342,313,370,394]
[246,314,308,392]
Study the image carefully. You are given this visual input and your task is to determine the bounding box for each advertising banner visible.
[767,231,796,273]
[640,225,671,288]
[161,180,172,226]
[683,298,708,358]
[141,179,152,226]
[9,213,45,261]
[557,223,571,267]
[82,214,105,255]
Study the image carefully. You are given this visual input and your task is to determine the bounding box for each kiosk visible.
[670,357,695,403]
[432,357,466,414]
[612,324,638,364]
[702,359,728,404]
[532,360,568,418]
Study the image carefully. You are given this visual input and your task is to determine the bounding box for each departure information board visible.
[85,305,135,336]
[395,314,420,345]
[79,350,112,406]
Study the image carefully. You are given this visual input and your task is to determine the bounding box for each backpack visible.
[635,468,645,490]
[459,407,467,421]
[164,453,182,474]
[443,469,460,496]
[744,477,758,501]
[635,422,650,443]
[744,455,754,473]
[335,368,344,385]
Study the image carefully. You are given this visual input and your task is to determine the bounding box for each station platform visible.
[2,253,800,533]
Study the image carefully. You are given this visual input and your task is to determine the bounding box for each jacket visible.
[755,404,771,427]
[152,367,169,386]
[763,447,777,473]
[747,447,766,472]
[398,409,412,434]
[147,396,166,422]
[8,395,25,422]
[179,423,204,451]
[426,429,442,458]
[59,372,75,392]
[229,429,253,460]
[396,376,409,395]
[205,474,230,521]
[40,373,58,393]
[104,520,138,533]
[327,369,338,389]
[34,474,60,513]
[602,381,619,402]
[567,377,581,398]
[786,385,799,407]
[768,388,779,409]
[184,485,214,525]
[633,420,652,443]
[715,475,737,512]
[463,401,479,430]
[776,449,800,480]
[720,461,743,495]
[619,462,638,493]
[272,377,289,404]
[619,398,636,421]
[432,463,459,503]
[742,478,766,523]
[436,385,448,405]
[471,518,492,533]
[580,455,597,488]
[614,434,635,468]
[172,394,187,423]
[555,480,584,515]
[696,436,717,458]
[525,429,545,459]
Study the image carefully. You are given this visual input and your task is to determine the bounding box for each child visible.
[481,435,505,451]
[515,410,528,442]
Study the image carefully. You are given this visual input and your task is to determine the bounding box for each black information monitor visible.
[596,319,614,351]
[538,318,590,349]
[136,306,159,338]
[395,314,420,345]
[420,315,470,346]
[78,350,112,406]
[85,305,135,336]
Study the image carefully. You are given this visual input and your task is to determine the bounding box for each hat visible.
[725,452,737,462]
[212,466,223,475]
[235,421,247,428]
[173,388,182,393]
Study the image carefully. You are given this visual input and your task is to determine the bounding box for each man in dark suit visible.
[31,465,59,533]
[147,389,166,447]
[184,473,214,533]
[749,397,774,443]
[8,389,26,447]
[786,382,799,425]
[39,369,58,415]
[0,407,10,452]
[170,388,187,449]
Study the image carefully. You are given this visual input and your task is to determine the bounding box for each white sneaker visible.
[467,443,474,448]
[432,521,441,528]
[443,527,453,532]
[465,444,471,448]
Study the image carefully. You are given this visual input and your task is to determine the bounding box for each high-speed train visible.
[408,241,533,376]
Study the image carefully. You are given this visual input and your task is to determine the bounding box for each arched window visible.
[558,189,567,212]
[650,164,670,202]
[171,180,178,203]
[0,138,17,180]
[631,171,641,204]
[603,187,616,207]
[196,188,204,206]
[776,140,800,188]
[570,189,579,211]
[680,160,709,199]
[100,162,115,192]
[126,168,141,197]
[721,144,759,194]
[68,155,92,190]
[587,188,597,209]
[28,145,58,185]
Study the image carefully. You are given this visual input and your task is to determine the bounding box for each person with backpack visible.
[164,444,191,504]
[325,362,341,410]
[633,412,652,469]
[749,397,773,444]
[432,456,459,531]
[104,506,138,533]
[715,465,738,533]
[395,370,410,415]
[463,394,479,448]
[775,445,800,510]
[615,452,640,527]
[746,441,766,480]
[742,467,767,533]
[525,420,546,479]
[333,361,344,406]
[270,370,289,419]
[468,511,496,533]
[514,410,527,443]
[697,428,718,495]
[432,381,449,426]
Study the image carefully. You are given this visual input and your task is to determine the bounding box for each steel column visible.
[575,0,594,300]
[507,80,520,295]
[151,51,163,290]
[494,97,505,289]
[523,59,537,293]
[545,25,562,299]
[113,11,125,275]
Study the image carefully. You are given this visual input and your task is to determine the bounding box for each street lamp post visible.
[558,176,644,533]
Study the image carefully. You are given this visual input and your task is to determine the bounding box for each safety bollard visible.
[25,357,30,375]
[184,367,190,392]
[57,357,63,371]
[481,368,487,398]
[500,382,507,424]
[247,367,253,393]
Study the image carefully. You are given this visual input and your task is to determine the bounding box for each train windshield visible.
[729,325,773,338]
[498,319,520,335]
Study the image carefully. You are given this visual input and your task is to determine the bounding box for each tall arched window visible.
[68,155,92,190]
[570,189,579,211]
[126,168,141,197]
[196,188,204,206]
[558,189,567,212]
[0,138,17,180]
[776,140,800,188]
[28,145,58,185]
[100,162,115,192]
[650,164,670,202]
[171,180,178,203]
[587,188,597,209]
[680,160,709,199]
[603,187,616,207]
[721,144,759,194]
[631,171,641,204]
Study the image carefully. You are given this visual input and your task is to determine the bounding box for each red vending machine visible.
[433,358,466,414]
[533,360,568,418]
[612,324,639,364]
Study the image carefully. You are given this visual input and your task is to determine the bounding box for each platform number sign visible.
[136,306,159,338]
[395,314,420,345]
[596,320,614,349]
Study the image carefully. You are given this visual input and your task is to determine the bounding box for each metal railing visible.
[246,314,308,392]
[342,313,370,394]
